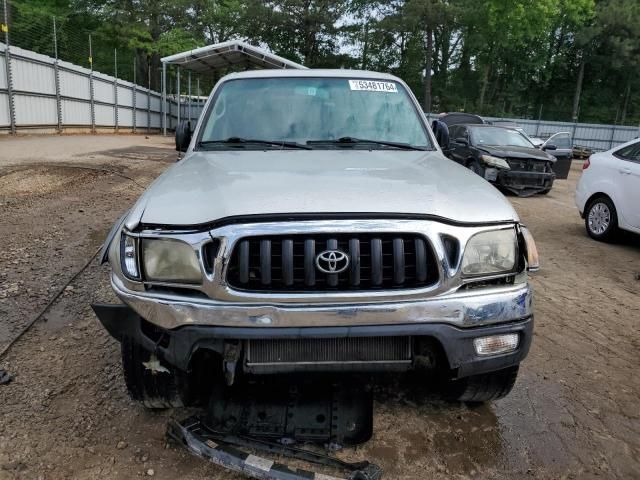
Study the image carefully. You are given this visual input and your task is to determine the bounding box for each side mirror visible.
[431,120,450,149]
[175,121,192,153]
[543,144,557,151]
[454,137,469,147]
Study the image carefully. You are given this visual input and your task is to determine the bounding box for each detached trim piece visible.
[166,417,383,480]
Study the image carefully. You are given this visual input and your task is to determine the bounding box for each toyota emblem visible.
[315,249,350,274]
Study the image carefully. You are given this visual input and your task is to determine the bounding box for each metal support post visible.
[3,0,16,134]
[162,62,166,135]
[188,70,191,123]
[89,35,95,132]
[196,77,200,101]
[114,49,119,132]
[52,16,62,133]
[608,126,616,150]
[147,65,151,133]
[132,56,136,133]
[176,66,181,127]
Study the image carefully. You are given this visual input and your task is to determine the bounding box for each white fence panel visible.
[14,95,57,125]
[59,69,91,100]
[93,78,114,104]
[11,57,56,95]
[117,84,133,107]
[150,111,161,128]
[0,52,7,89]
[0,94,9,127]
[95,104,115,126]
[119,107,133,127]
[136,90,149,109]
[61,99,91,125]
[150,94,161,111]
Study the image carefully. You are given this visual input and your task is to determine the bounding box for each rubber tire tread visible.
[585,195,618,242]
[121,337,185,409]
[448,366,519,403]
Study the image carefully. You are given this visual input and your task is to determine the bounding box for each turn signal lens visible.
[121,233,140,279]
[474,334,519,356]
[582,158,590,170]
[520,226,539,272]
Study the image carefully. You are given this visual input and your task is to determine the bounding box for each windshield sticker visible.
[349,80,398,93]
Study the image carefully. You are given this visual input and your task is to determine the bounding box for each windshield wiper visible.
[198,137,311,150]
[307,137,427,151]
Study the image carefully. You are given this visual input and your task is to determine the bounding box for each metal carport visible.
[160,40,306,135]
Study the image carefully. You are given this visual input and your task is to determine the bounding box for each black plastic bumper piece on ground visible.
[167,416,383,480]
[207,377,373,447]
[92,303,533,379]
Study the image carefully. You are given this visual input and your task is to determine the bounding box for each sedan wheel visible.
[585,196,618,241]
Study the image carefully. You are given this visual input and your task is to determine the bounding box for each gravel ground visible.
[0,134,638,480]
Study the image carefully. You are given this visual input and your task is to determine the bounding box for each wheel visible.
[445,366,519,403]
[466,159,484,177]
[585,196,618,241]
[121,337,187,409]
[539,188,552,195]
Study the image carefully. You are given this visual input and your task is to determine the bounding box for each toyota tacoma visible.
[93,70,538,408]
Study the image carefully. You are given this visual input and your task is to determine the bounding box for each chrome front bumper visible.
[112,275,533,331]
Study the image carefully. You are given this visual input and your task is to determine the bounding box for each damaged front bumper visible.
[110,274,533,330]
[93,281,533,379]
[496,170,555,196]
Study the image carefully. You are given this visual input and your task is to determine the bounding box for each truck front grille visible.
[226,233,439,292]
[245,337,412,365]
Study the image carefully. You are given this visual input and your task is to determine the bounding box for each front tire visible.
[585,196,618,241]
[121,338,186,409]
[446,366,519,403]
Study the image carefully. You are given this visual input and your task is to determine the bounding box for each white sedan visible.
[576,139,640,240]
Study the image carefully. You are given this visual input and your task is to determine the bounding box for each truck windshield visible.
[471,127,535,148]
[198,77,432,150]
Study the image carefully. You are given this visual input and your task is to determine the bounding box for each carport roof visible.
[160,40,307,73]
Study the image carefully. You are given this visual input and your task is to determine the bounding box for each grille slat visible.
[282,239,294,286]
[228,233,438,292]
[326,238,338,287]
[393,238,405,285]
[246,337,412,364]
[415,238,427,282]
[349,238,360,287]
[371,238,383,286]
[304,239,316,286]
[260,239,271,285]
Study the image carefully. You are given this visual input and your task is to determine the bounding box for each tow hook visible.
[222,341,241,386]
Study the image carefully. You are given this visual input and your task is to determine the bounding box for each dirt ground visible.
[0,134,638,480]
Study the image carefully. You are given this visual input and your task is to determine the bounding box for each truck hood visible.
[479,145,555,162]
[126,150,519,229]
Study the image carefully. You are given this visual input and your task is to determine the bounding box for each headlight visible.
[120,233,140,279]
[480,154,510,170]
[142,238,202,284]
[461,229,516,276]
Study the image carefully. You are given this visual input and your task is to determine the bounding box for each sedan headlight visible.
[142,238,202,283]
[461,229,516,276]
[480,154,510,170]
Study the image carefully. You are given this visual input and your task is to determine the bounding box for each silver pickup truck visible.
[93,70,538,408]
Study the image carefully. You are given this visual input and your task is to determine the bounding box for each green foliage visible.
[3,0,638,124]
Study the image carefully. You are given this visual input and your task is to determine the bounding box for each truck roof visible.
[222,69,401,81]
